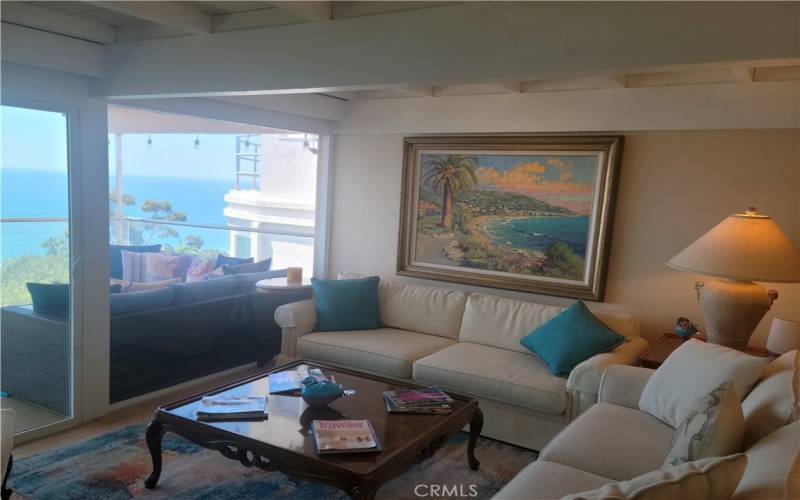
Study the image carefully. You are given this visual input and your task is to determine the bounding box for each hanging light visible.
[194,134,200,150]
[147,134,153,149]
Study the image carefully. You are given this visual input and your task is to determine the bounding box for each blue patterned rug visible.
[10,422,536,499]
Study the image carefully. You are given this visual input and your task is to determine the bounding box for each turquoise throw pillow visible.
[520,301,625,377]
[311,276,380,332]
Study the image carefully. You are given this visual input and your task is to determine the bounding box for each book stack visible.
[383,387,453,415]
[196,395,268,422]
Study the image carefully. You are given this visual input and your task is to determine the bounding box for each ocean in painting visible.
[482,215,590,256]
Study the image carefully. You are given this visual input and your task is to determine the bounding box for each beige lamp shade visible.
[767,318,800,355]
[668,208,800,283]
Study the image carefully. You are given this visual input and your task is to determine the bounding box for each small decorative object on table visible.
[286,267,303,285]
[674,317,699,341]
[301,377,345,408]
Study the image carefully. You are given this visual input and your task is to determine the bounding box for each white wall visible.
[328,87,799,347]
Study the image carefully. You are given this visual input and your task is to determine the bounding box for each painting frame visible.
[397,134,624,301]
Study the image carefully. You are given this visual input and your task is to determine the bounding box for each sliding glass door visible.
[0,104,75,434]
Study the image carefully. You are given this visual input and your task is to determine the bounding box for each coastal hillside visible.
[454,189,573,216]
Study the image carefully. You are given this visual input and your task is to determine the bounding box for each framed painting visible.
[397,135,624,301]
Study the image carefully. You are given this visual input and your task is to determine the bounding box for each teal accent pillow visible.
[520,301,625,377]
[311,276,380,332]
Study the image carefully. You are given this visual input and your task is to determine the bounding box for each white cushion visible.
[458,294,639,354]
[297,328,455,378]
[540,403,675,480]
[564,454,748,500]
[458,293,564,353]
[742,350,799,447]
[639,339,767,428]
[412,342,567,414]
[664,380,745,467]
[734,419,800,499]
[378,280,467,339]
[493,460,612,500]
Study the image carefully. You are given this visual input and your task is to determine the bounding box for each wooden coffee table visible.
[143,360,483,499]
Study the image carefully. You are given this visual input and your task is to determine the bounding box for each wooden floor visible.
[14,364,265,459]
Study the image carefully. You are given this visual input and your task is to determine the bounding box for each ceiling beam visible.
[730,66,755,82]
[1,2,116,44]
[89,1,211,34]
[269,2,332,22]
[605,75,628,87]
[494,81,522,93]
[399,85,435,97]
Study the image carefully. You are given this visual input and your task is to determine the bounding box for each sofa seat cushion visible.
[493,460,611,500]
[412,342,567,414]
[297,328,455,378]
[540,403,675,480]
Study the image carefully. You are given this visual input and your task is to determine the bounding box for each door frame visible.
[0,98,84,443]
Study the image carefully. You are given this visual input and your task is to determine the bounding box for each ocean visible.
[1,168,234,259]
[482,215,591,256]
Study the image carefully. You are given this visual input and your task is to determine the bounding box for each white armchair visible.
[274,299,316,364]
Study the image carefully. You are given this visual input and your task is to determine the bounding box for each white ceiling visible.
[2,1,798,106]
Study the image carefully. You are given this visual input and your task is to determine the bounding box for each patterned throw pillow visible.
[121,251,192,283]
[185,257,216,282]
[663,380,745,468]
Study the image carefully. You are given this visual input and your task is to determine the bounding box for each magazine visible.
[384,395,452,415]
[312,420,381,454]
[383,388,453,407]
[196,395,268,421]
[269,365,328,395]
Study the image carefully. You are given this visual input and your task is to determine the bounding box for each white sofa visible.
[275,279,648,450]
[494,363,800,499]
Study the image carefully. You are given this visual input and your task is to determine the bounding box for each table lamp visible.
[766,318,800,357]
[667,207,800,349]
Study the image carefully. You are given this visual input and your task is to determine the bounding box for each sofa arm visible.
[274,299,316,361]
[567,336,649,395]
[598,364,655,410]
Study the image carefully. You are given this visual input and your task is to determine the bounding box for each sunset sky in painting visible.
[471,154,598,214]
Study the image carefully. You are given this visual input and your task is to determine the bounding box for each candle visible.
[287,267,303,285]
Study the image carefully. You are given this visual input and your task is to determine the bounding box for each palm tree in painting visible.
[422,155,478,229]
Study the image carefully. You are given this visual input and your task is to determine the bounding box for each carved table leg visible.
[350,485,377,500]
[144,419,166,489]
[467,408,483,471]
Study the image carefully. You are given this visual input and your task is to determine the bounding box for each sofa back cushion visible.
[377,280,467,339]
[170,275,238,305]
[734,419,800,499]
[741,350,799,447]
[110,287,174,316]
[459,294,564,353]
[459,293,640,353]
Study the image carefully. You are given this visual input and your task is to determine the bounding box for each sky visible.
[1,105,242,180]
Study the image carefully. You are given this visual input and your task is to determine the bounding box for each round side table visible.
[255,277,312,293]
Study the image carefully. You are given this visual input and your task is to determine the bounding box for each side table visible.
[255,277,312,293]
[637,333,770,369]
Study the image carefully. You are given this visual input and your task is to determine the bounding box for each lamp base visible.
[697,279,777,350]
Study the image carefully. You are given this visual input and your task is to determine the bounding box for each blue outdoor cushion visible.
[215,254,254,269]
[27,282,69,316]
[110,244,161,279]
[520,301,625,377]
[311,276,380,332]
[234,269,288,292]
[222,258,272,275]
[110,287,174,316]
[170,275,238,305]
